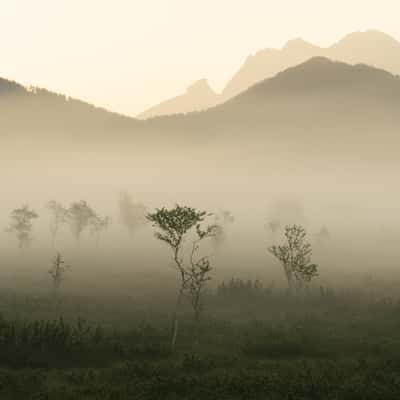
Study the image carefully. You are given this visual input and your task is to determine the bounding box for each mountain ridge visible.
[138,79,219,119]
[2,56,400,155]
[138,29,400,119]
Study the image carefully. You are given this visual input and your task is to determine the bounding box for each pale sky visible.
[1,0,400,116]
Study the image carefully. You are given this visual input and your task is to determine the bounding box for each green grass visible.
[1,286,400,399]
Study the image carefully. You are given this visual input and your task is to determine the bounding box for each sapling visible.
[269,225,318,292]
[147,205,216,349]
[48,252,70,292]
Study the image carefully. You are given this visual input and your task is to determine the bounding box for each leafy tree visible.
[67,201,96,242]
[47,201,68,246]
[48,252,70,291]
[119,191,147,235]
[6,205,39,248]
[269,225,318,292]
[147,205,216,348]
[90,215,112,244]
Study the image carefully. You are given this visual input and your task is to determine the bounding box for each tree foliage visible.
[6,205,39,248]
[67,201,96,242]
[147,205,216,346]
[269,225,318,291]
[90,215,112,244]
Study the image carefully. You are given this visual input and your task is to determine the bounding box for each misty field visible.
[4,3,400,397]
[1,198,400,399]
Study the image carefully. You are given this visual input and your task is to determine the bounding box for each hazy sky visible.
[1,0,400,116]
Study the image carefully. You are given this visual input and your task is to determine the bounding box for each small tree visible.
[47,201,68,246]
[90,214,112,244]
[119,191,147,235]
[147,205,216,349]
[268,225,318,292]
[48,252,70,291]
[6,205,39,248]
[188,225,216,321]
[67,201,96,242]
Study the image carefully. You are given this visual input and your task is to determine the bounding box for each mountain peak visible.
[234,57,397,101]
[140,29,400,118]
[333,29,399,48]
[283,38,317,52]
[296,56,335,67]
[275,56,394,83]
[138,79,218,119]
[185,79,216,96]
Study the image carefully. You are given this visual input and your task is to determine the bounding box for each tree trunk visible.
[171,317,179,350]
[171,287,184,350]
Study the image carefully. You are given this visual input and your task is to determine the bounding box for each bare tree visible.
[6,205,38,248]
[119,191,147,235]
[67,201,96,242]
[269,225,318,292]
[146,205,216,349]
[48,252,70,292]
[47,201,67,246]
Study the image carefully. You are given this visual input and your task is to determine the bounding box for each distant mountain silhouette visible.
[138,79,218,119]
[138,29,400,119]
[224,29,400,100]
[221,38,321,101]
[0,77,139,141]
[2,57,400,165]
[138,57,400,163]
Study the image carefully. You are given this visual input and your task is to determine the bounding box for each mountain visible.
[222,29,400,101]
[0,77,139,141]
[138,57,400,164]
[221,38,321,101]
[138,29,400,119]
[2,57,400,164]
[137,79,219,119]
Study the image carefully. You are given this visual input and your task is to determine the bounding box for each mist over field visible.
[1,117,400,299]
[2,5,400,396]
